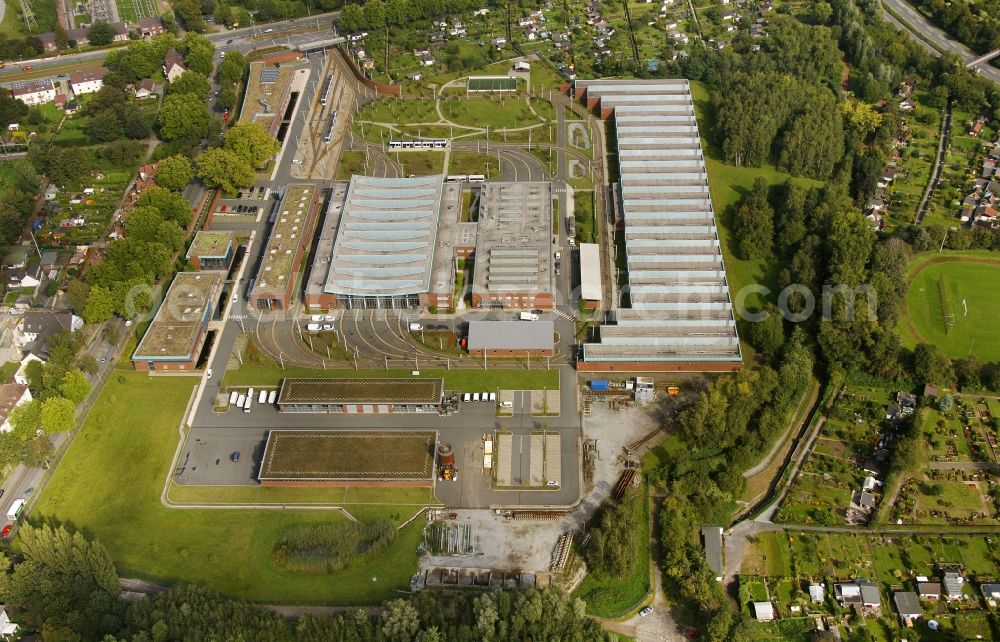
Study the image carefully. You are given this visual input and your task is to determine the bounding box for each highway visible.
[0,11,342,83]
[880,0,1000,84]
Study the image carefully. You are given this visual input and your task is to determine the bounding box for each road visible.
[0,12,343,84]
[880,0,1000,84]
[915,101,951,224]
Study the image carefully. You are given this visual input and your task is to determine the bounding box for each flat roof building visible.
[251,185,319,311]
[573,79,741,372]
[239,59,307,138]
[579,242,602,308]
[305,176,459,311]
[276,377,444,413]
[132,271,223,371]
[186,231,236,272]
[467,320,555,357]
[472,181,554,310]
[258,430,436,487]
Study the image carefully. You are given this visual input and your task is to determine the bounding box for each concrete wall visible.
[134,359,198,372]
[468,348,555,357]
[471,292,554,310]
[261,479,432,487]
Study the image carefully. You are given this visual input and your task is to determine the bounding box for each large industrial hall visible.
[573,79,742,372]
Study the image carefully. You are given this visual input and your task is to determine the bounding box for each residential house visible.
[39,251,57,270]
[163,48,187,83]
[53,93,67,109]
[835,582,863,606]
[13,353,43,385]
[138,163,158,181]
[969,116,986,137]
[852,490,876,510]
[893,591,922,624]
[918,581,942,600]
[981,583,1000,604]
[859,581,881,609]
[14,311,83,355]
[753,602,774,622]
[809,584,825,603]
[0,383,32,432]
[863,476,881,491]
[943,571,965,601]
[134,78,154,100]
[7,266,40,290]
[69,70,103,96]
[899,98,916,111]
[11,78,56,106]
[137,16,166,38]
[897,391,917,408]
[3,247,28,269]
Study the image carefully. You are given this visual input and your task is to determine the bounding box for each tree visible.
[747,305,785,359]
[155,154,194,191]
[196,148,255,193]
[339,4,364,32]
[167,70,211,101]
[40,397,77,433]
[83,285,117,324]
[381,599,420,642]
[87,21,116,46]
[938,394,954,411]
[158,93,209,142]
[122,106,151,139]
[0,523,119,638]
[77,354,99,375]
[732,178,774,259]
[0,92,29,130]
[223,122,281,169]
[137,185,193,226]
[913,343,953,386]
[216,51,246,85]
[86,109,124,142]
[60,369,92,404]
[181,32,215,75]
[8,399,42,441]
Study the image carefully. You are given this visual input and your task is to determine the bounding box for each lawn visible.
[222,365,560,392]
[902,255,1000,361]
[394,150,445,176]
[448,151,500,177]
[0,0,57,38]
[914,480,988,514]
[440,96,543,130]
[741,531,791,576]
[32,371,425,604]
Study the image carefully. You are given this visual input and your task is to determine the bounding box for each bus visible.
[319,75,333,106]
[445,174,468,183]
[6,499,25,521]
[467,174,485,183]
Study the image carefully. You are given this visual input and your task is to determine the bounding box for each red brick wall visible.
[335,46,402,96]
[471,292,555,310]
[133,359,197,372]
[576,361,741,373]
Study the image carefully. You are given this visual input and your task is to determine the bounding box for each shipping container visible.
[590,380,610,391]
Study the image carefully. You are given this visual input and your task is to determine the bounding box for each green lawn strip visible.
[33,370,423,604]
[448,150,500,177]
[572,482,651,618]
[901,256,1000,360]
[222,366,559,392]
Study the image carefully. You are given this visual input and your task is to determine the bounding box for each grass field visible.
[33,371,425,603]
[222,365,560,392]
[902,255,1000,361]
[448,151,500,177]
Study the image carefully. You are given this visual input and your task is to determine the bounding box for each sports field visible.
[903,258,1000,361]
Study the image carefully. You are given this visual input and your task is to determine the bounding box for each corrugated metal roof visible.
[574,79,741,364]
[467,320,554,350]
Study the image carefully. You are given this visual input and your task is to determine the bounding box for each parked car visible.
[1,524,11,538]
[230,451,241,462]
[640,607,653,617]
[205,369,213,379]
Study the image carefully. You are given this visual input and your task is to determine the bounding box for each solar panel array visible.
[574,79,741,365]
[260,68,280,84]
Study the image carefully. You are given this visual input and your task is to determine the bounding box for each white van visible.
[409,323,423,331]
[229,391,239,405]
[258,390,268,404]
[500,400,513,409]
[236,394,246,408]
[489,392,496,402]
[463,393,471,403]
[473,393,480,402]
[6,498,25,521]
[268,390,277,404]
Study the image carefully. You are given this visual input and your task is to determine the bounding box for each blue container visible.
[590,380,609,391]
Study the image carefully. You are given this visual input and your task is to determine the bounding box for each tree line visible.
[0,523,616,641]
